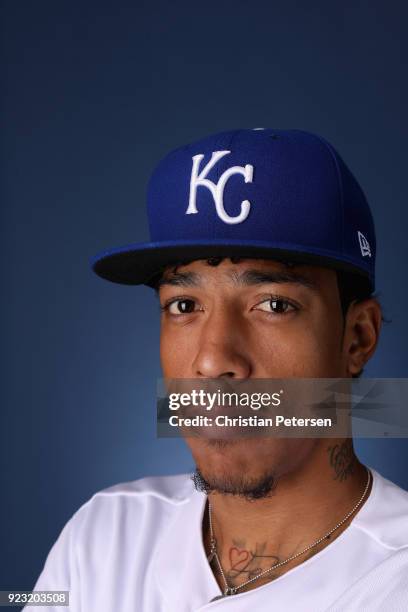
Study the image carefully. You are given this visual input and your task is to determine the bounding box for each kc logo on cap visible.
[186,150,254,225]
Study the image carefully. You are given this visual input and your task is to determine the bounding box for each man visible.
[29,129,408,610]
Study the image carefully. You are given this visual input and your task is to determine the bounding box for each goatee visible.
[191,466,277,500]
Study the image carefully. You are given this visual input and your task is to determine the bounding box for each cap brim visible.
[91,239,374,291]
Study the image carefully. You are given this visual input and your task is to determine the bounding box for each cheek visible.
[160,323,196,377]
[254,318,343,377]
[159,329,173,377]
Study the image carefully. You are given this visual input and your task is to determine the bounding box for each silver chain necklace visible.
[207,466,371,600]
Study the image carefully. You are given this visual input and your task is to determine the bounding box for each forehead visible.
[159,258,338,292]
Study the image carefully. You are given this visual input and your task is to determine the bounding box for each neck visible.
[203,439,371,592]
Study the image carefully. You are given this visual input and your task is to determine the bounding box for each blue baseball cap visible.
[91,128,376,291]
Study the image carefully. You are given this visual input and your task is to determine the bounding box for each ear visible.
[344,298,382,375]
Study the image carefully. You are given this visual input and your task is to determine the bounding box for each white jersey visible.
[27,467,408,612]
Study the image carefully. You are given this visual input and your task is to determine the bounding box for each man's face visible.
[158,258,350,494]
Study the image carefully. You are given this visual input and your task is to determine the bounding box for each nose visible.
[191,309,252,379]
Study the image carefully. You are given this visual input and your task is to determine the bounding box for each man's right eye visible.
[164,299,198,315]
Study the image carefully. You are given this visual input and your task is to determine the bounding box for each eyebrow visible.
[156,268,318,291]
[231,269,318,290]
[156,271,201,289]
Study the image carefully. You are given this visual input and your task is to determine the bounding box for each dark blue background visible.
[1,0,408,592]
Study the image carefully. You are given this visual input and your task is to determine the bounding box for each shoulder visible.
[74,474,194,518]
[32,474,198,592]
[88,472,195,504]
[61,474,195,542]
[352,467,408,551]
[38,474,196,578]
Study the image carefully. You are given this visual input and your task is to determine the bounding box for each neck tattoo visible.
[207,466,372,601]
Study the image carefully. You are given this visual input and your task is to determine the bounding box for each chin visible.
[188,437,320,496]
[190,438,280,485]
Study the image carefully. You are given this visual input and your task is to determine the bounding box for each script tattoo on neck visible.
[327,440,356,482]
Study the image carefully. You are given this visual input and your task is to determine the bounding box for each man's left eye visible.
[254,298,296,314]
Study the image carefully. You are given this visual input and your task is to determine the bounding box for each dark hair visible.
[336,270,373,320]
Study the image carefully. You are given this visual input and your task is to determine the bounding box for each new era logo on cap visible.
[91,128,376,291]
[358,231,371,258]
